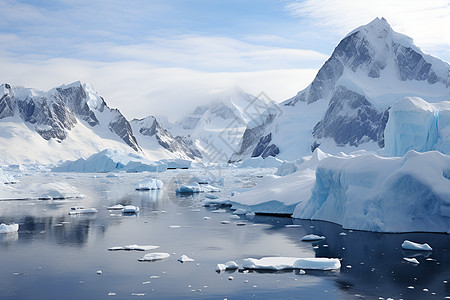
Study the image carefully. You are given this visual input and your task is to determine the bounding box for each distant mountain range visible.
[1,18,449,165]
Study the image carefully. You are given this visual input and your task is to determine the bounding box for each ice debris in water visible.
[242,257,340,271]
[138,253,171,262]
[178,255,195,263]
[122,205,139,213]
[403,257,420,264]
[0,223,19,233]
[301,234,326,242]
[215,261,239,272]
[135,178,163,190]
[401,240,433,251]
[68,207,98,215]
[108,245,159,251]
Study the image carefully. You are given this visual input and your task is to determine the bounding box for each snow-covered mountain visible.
[231,17,450,162]
[168,87,280,163]
[130,116,201,160]
[0,82,197,164]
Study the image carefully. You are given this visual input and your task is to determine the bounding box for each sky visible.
[1,0,449,120]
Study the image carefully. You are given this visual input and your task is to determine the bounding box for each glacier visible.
[384,97,450,156]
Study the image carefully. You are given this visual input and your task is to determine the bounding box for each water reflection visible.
[249,216,450,299]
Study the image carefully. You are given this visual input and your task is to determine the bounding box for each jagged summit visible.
[285,17,449,107]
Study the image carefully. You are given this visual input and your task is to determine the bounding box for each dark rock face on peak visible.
[0,84,15,119]
[132,116,202,160]
[312,86,386,147]
[56,84,100,126]
[109,109,140,152]
[1,82,141,151]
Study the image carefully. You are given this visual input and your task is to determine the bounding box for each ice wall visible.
[294,150,450,233]
[384,97,450,156]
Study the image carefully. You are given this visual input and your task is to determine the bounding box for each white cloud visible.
[286,0,450,61]
[0,56,317,121]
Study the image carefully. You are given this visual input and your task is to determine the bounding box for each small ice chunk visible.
[245,212,255,219]
[122,205,139,213]
[138,252,171,262]
[176,183,202,194]
[97,270,102,275]
[228,276,233,281]
[298,269,306,275]
[107,204,124,210]
[168,225,186,229]
[301,234,326,242]
[401,240,433,251]
[108,292,116,296]
[403,257,420,264]
[233,208,248,215]
[203,216,211,220]
[229,215,240,220]
[339,232,347,236]
[68,207,98,215]
[285,225,302,228]
[108,245,159,251]
[242,257,340,271]
[0,223,19,233]
[178,255,195,263]
[211,209,226,213]
[221,221,230,224]
[215,261,239,272]
[135,178,163,190]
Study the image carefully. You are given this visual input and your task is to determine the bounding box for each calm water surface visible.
[0,169,449,299]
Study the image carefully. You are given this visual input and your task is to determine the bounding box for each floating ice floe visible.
[108,244,159,251]
[0,223,19,233]
[242,257,341,271]
[401,240,433,251]
[403,257,420,264]
[122,205,140,213]
[233,208,248,215]
[176,183,201,194]
[301,234,326,242]
[68,206,98,215]
[178,255,195,263]
[203,199,231,207]
[204,194,219,200]
[215,261,239,272]
[285,225,302,228]
[138,252,171,262]
[107,204,124,210]
[136,178,163,191]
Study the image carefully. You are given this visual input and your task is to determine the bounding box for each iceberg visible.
[384,97,450,156]
[237,156,284,168]
[176,183,201,194]
[135,178,163,190]
[0,223,19,233]
[242,257,340,271]
[52,149,167,173]
[294,150,450,233]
